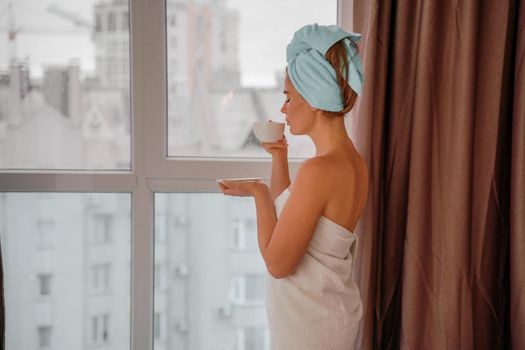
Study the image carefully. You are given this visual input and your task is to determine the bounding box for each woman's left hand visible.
[218,180,267,197]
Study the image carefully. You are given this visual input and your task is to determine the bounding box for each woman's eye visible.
[285,98,290,103]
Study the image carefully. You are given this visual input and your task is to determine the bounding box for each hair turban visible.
[286,23,364,112]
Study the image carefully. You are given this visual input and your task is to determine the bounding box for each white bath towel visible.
[265,188,363,349]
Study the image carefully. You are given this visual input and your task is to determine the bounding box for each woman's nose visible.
[280,102,287,114]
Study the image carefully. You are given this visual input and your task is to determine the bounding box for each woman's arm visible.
[260,136,290,201]
[269,153,291,201]
[252,185,278,267]
[253,158,329,279]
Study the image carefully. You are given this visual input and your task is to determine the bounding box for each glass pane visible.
[0,1,131,170]
[167,0,337,159]
[154,193,268,350]
[0,193,131,350]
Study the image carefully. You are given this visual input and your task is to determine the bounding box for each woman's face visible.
[280,71,316,135]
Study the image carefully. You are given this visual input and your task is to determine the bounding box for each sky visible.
[0,0,337,86]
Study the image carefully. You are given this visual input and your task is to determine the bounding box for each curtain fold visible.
[348,0,524,349]
[1,242,4,350]
[509,2,525,349]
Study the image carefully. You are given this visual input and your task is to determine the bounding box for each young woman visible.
[218,23,369,349]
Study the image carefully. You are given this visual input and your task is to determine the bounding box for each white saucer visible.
[216,177,264,183]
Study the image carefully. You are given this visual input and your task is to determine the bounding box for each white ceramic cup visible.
[253,120,285,142]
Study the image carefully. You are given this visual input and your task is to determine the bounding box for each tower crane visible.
[45,3,93,29]
[0,1,91,65]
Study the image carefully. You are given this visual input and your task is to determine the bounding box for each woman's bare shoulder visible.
[317,150,367,189]
[288,156,332,192]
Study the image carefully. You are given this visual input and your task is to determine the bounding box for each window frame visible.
[0,1,352,349]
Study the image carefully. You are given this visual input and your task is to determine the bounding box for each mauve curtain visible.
[347,0,524,349]
[1,242,4,350]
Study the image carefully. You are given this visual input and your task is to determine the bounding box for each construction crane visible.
[0,1,91,65]
[45,3,93,29]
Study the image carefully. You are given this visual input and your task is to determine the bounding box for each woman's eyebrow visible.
[283,90,289,94]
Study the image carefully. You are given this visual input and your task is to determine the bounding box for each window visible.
[1,1,131,170]
[168,14,176,27]
[96,13,103,32]
[122,11,129,31]
[231,218,258,251]
[108,12,117,32]
[170,36,177,49]
[91,314,110,344]
[245,274,265,302]
[235,327,269,350]
[232,274,266,305]
[91,214,113,244]
[36,219,55,249]
[1,1,342,349]
[37,326,52,349]
[38,274,52,297]
[166,0,337,158]
[1,193,130,349]
[91,263,111,292]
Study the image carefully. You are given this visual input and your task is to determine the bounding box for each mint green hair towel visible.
[286,23,364,112]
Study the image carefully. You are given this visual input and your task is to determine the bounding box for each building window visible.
[95,13,102,32]
[231,274,265,304]
[37,274,52,297]
[91,214,112,244]
[91,314,110,344]
[37,326,52,349]
[91,263,111,292]
[236,327,268,350]
[122,11,129,31]
[245,274,265,302]
[231,218,258,251]
[168,14,176,26]
[170,59,177,73]
[108,11,117,31]
[36,218,55,249]
[244,328,267,350]
[170,36,177,49]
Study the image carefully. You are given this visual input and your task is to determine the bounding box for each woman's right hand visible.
[260,135,288,157]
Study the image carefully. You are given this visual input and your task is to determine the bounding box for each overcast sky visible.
[0,0,337,86]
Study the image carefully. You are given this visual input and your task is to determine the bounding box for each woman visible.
[218,23,369,349]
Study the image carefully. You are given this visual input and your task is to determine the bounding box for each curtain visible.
[348,0,524,348]
[0,241,4,350]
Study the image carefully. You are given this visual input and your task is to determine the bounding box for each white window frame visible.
[0,1,352,349]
